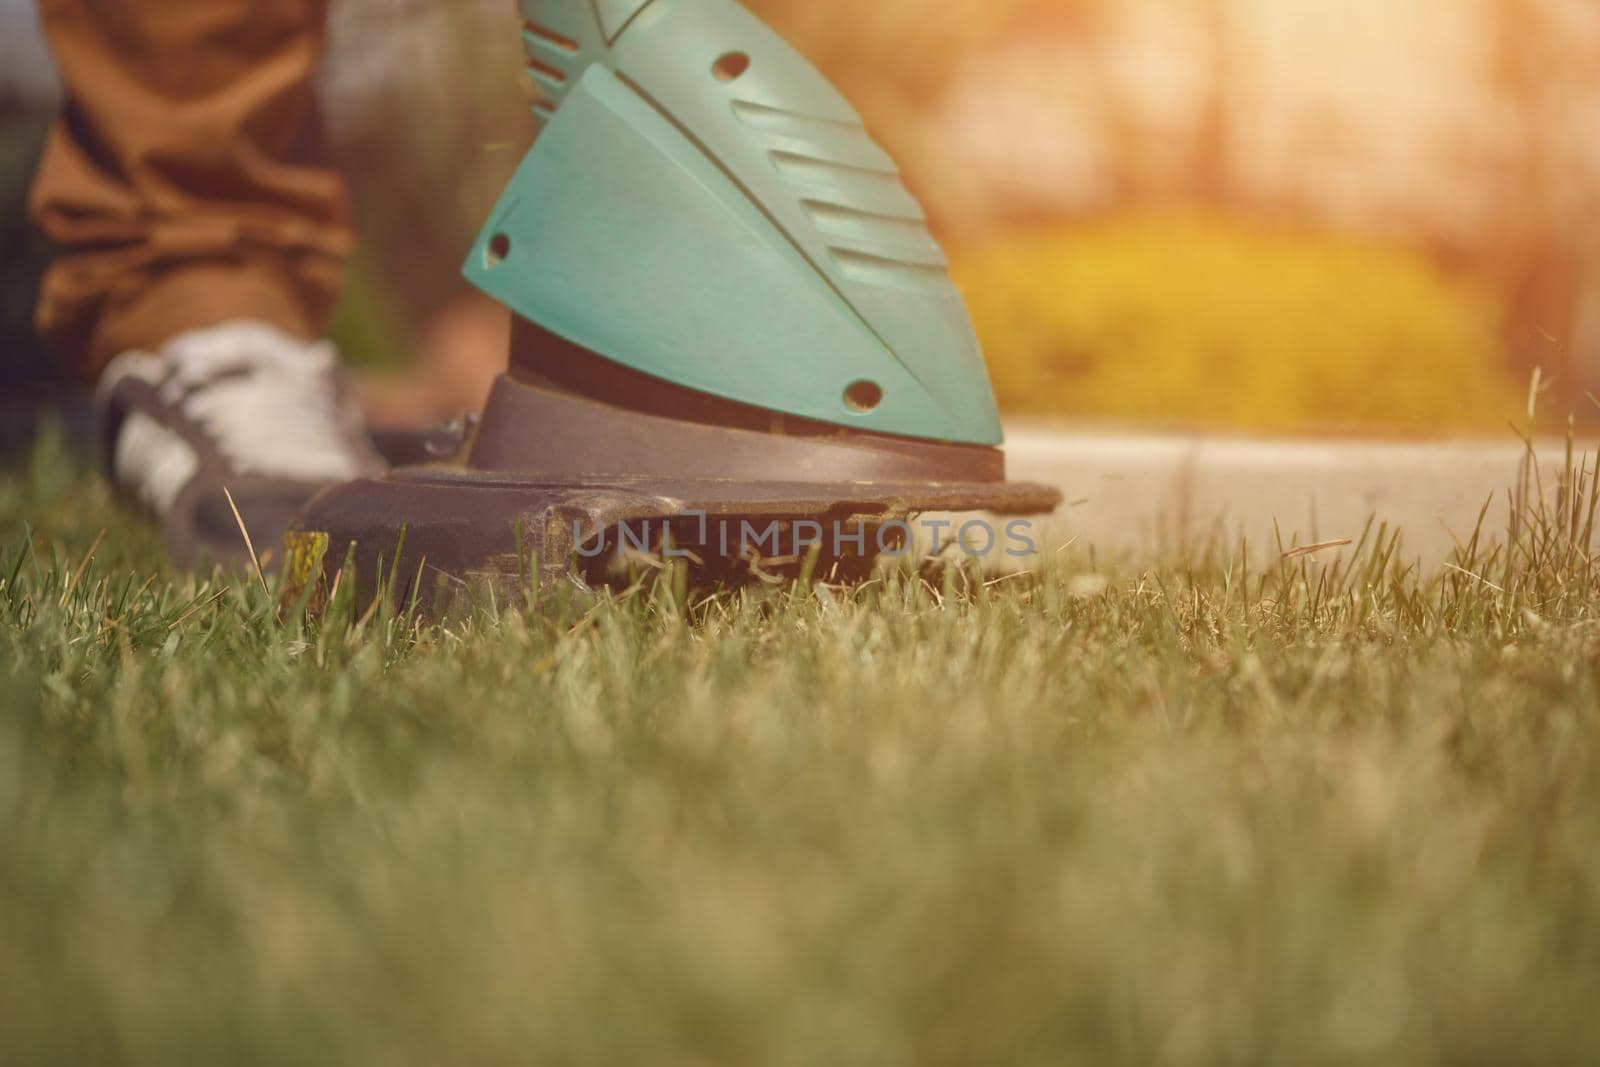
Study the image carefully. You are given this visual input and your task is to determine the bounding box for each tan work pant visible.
[28,0,348,379]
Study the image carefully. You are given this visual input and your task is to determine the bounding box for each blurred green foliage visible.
[955,213,1523,431]
[324,4,531,348]
[326,246,414,373]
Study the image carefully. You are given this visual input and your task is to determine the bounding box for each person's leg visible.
[28,0,381,569]
[29,0,352,380]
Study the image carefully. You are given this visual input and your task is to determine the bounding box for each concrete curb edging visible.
[999,425,1590,568]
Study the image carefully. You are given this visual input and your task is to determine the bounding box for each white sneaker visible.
[97,320,386,569]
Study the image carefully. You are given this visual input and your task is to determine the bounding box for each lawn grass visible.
[2,428,1599,1066]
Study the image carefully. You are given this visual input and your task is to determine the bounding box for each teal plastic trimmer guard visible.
[464,0,1004,446]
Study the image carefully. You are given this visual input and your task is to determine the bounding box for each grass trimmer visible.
[289,0,1061,598]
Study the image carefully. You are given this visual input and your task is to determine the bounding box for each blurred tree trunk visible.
[1192,0,1237,204]
[1486,0,1600,412]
